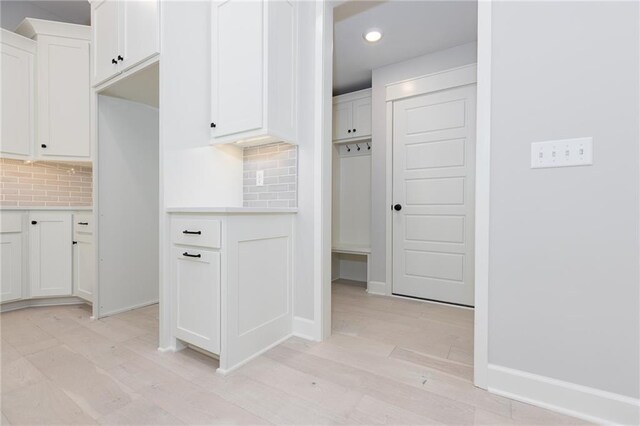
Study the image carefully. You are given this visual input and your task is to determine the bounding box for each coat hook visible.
[367,142,371,150]
[346,144,351,152]
[356,144,361,151]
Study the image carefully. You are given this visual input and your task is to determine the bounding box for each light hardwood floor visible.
[0,281,585,425]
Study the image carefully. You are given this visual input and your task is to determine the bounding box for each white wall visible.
[97,96,159,316]
[1,1,71,30]
[370,42,477,288]
[489,0,639,406]
[160,0,243,208]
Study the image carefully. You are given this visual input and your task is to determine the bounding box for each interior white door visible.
[211,0,263,139]
[29,213,72,297]
[392,84,476,306]
[0,40,33,158]
[121,0,159,72]
[92,0,120,86]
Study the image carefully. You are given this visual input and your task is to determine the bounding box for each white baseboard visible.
[292,316,317,341]
[366,280,387,296]
[98,299,159,318]
[488,364,640,425]
[0,296,89,313]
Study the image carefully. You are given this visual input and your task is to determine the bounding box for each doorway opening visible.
[328,0,479,382]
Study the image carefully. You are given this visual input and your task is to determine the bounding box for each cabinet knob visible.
[73,241,78,245]
[31,220,38,225]
[353,128,357,132]
[210,122,216,128]
[111,58,118,65]
[347,129,351,133]
[117,55,124,61]
[41,144,47,148]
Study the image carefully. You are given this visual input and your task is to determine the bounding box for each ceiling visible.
[333,0,478,95]
[26,1,90,25]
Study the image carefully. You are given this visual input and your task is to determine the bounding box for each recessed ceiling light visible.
[363,29,382,43]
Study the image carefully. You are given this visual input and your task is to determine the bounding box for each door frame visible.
[315,1,492,389]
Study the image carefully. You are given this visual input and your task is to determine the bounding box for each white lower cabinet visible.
[73,213,94,302]
[0,213,24,303]
[172,247,220,354]
[29,212,72,297]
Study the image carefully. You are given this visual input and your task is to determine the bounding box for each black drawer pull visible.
[183,252,201,258]
[182,230,201,235]
[78,222,89,225]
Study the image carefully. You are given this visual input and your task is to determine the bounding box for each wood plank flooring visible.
[0,281,586,425]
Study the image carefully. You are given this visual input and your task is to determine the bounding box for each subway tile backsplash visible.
[0,158,92,208]
[243,143,297,208]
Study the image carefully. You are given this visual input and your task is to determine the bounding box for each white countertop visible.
[166,207,298,214]
[0,206,93,211]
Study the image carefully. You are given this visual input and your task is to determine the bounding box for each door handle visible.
[182,230,201,235]
[393,204,402,211]
[183,252,201,258]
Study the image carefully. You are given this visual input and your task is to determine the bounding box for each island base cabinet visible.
[172,248,220,355]
[29,212,72,297]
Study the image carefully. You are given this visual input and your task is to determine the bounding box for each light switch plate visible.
[256,170,264,186]
[531,137,593,169]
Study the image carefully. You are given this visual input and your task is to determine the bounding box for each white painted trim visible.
[0,297,89,313]
[94,55,159,93]
[384,101,393,296]
[474,0,492,390]
[216,333,293,376]
[385,64,477,101]
[488,364,640,425]
[97,300,158,318]
[366,280,387,296]
[292,316,316,341]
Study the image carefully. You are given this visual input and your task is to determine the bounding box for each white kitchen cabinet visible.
[0,30,35,159]
[332,89,372,143]
[172,247,221,354]
[73,213,94,302]
[29,212,72,298]
[91,0,160,87]
[0,213,24,303]
[16,19,91,161]
[210,0,297,147]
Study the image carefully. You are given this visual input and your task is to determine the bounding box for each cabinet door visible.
[0,233,23,303]
[352,97,372,139]
[121,0,159,72]
[332,101,352,141]
[92,0,120,86]
[37,35,91,159]
[73,238,94,302]
[29,213,72,297]
[173,248,220,354]
[0,41,33,158]
[211,0,263,139]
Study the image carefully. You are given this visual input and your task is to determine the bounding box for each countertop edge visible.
[166,207,298,214]
[0,206,93,211]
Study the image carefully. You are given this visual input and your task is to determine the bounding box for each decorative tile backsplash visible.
[0,158,92,208]
[243,143,297,208]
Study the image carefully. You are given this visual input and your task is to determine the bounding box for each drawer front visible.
[171,218,221,249]
[73,213,93,235]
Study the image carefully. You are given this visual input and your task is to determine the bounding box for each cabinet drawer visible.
[171,218,221,249]
[73,213,93,235]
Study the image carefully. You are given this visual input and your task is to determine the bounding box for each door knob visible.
[393,204,402,211]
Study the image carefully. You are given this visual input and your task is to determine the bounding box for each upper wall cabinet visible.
[0,30,35,160]
[91,0,160,87]
[16,19,92,161]
[332,88,372,143]
[210,0,297,147]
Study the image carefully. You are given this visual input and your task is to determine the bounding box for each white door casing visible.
[392,84,476,306]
